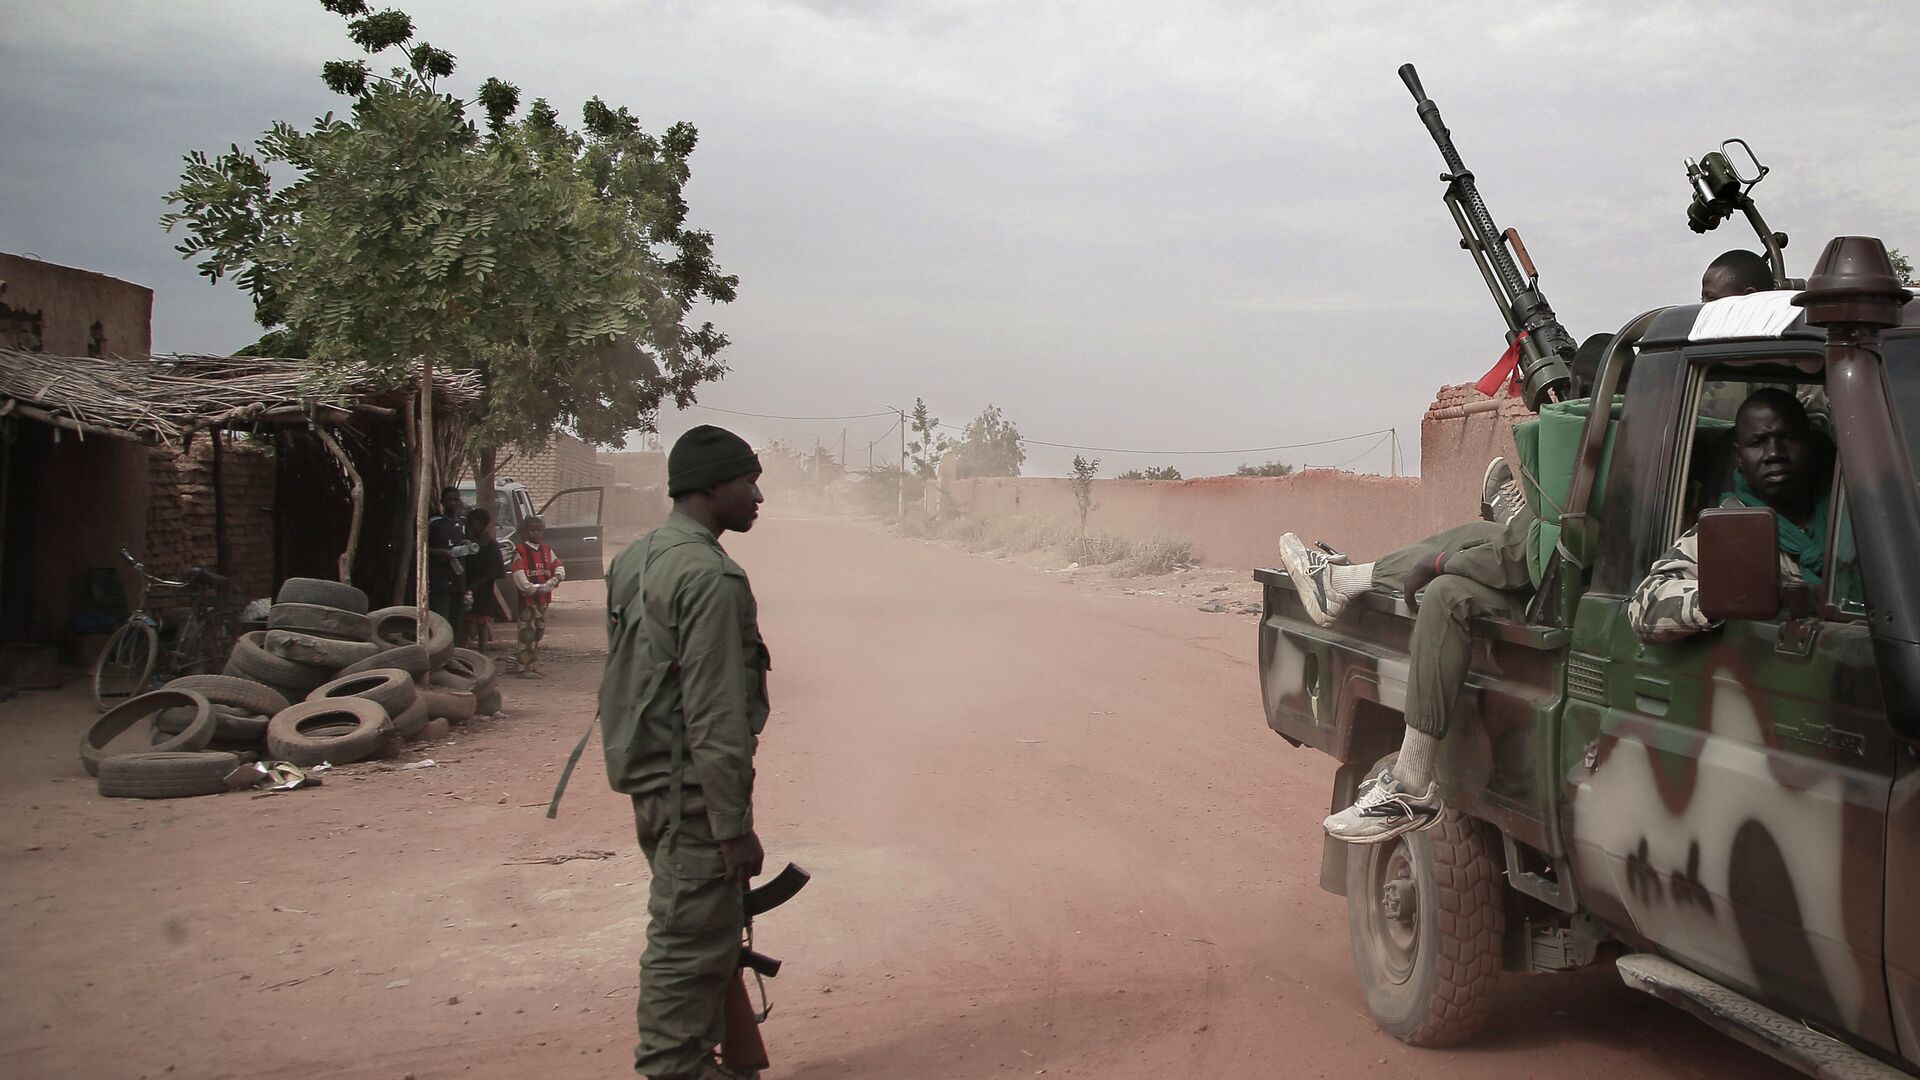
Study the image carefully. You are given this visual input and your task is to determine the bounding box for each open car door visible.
[537,487,605,581]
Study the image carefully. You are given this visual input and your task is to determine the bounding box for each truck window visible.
[1685,364,1854,617]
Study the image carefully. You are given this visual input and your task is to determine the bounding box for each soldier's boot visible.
[1480,457,1525,525]
[1277,532,1373,628]
[700,1059,759,1080]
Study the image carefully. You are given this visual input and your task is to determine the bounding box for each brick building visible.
[500,431,614,507]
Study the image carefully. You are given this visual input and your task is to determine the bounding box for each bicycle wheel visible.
[93,619,159,712]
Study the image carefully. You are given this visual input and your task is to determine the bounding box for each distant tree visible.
[1235,461,1295,478]
[950,404,1026,478]
[907,397,947,479]
[1069,455,1100,536]
[1891,247,1916,286]
[1117,465,1183,481]
[161,1,736,501]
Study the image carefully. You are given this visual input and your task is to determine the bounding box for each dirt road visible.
[0,514,1792,1079]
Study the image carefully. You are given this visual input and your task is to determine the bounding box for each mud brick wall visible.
[943,384,1533,568]
[503,432,604,507]
[145,435,277,602]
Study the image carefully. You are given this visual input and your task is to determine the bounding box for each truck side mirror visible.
[1696,507,1782,622]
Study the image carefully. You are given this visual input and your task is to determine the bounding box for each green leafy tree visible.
[950,404,1026,478]
[907,397,947,479]
[1235,460,1295,478]
[1117,465,1182,481]
[1891,247,1916,286]
[161,1,736,488]
[1069,454,1100,535]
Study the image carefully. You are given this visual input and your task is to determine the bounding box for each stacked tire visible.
[87,577,507,795]
[82,689,245,799]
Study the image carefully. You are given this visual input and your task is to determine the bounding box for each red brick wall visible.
[146,435,277,602]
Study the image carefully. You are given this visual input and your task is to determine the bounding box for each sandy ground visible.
[0,512,1795,1079]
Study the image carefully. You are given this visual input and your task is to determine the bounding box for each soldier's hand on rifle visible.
[1403,551,1448,612]
[721,830,764,883]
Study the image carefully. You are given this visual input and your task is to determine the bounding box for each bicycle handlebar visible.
[118,546,216,592]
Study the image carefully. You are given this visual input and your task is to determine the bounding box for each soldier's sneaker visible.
[1278,532,1357,628]
[1323,768,1443,844]
[1481,457,1526,526]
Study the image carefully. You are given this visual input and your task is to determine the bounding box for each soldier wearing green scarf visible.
[1630,387,1857,640]
[599,425,770,1080]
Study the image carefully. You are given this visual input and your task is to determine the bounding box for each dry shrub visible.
[1114,532,1197,576]
[1063,532,1132,565]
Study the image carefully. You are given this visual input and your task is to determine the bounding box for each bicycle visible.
[92,548,245,711]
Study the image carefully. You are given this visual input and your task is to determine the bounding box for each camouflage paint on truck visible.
[1258,260,1920,1072]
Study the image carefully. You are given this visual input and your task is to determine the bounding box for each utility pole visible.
[897,408,908,519]
[840,428,847,476]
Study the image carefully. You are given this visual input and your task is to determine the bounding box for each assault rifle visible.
[1683,138,1800,289]
[1398,64,1575,410]
[720,862,811,1073]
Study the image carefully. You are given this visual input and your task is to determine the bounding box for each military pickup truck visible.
[1257,238,1920,1078]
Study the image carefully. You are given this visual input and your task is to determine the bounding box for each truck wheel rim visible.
[1366,840,1420,984]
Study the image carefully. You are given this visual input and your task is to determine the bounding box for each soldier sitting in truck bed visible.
[1629,386,1853,640]
[1279,253,1779,844]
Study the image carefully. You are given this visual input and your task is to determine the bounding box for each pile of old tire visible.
[222,578,378,701]
[150,674,289,757]
[82,689,250,799]
[195,579,503,767]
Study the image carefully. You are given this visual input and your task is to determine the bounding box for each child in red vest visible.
[509,515,565,675]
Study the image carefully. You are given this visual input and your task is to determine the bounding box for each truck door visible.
[537,487,604,581]
[1565,359,1897,1052]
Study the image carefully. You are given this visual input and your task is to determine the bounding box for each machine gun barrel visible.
[1398,64,1574,409]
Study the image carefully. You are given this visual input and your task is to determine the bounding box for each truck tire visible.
[389,697,430,740]
[160,674,290,717]
[434,651,497,696]
[98,751,241,799]
[275,577,369,615]
[266,699,389,766]
[226,631,336,694]
[155,703,270,742]
[308,669,417,718]
[367,608,455,669]
[338,644,432,681]
[420,687,476,723]
[268,602,373,641]
[262,628,381,668]
[81,690,214,776]
[1345,758,1504,1048]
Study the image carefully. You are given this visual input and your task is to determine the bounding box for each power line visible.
[690,404,894,421]
[934,421,1395,457]
[1309,431,1394,471]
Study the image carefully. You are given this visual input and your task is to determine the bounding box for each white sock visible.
[1393,729,1438,791]
[1326,561,1374,599]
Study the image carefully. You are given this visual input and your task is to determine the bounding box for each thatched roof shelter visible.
[0,350,481,446]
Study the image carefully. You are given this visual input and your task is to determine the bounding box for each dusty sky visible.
[5,1,1915,476]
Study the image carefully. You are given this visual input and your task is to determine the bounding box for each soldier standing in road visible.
[599,425,770,1080]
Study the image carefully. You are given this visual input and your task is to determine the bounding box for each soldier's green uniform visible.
[1368,507,1535,738]
[600,510,770,1079]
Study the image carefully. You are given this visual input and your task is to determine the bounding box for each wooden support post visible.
[212,430,230,575]
[416,359,434,633]
[316,426,363,585]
